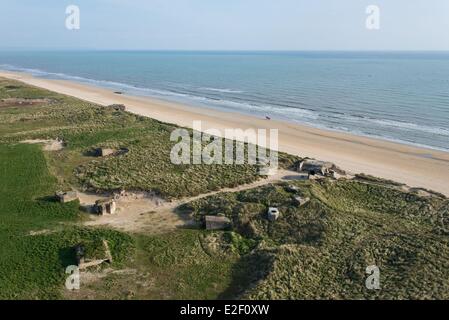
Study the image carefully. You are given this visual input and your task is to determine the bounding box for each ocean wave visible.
[343,115,449,137]
[0,64,197,99]
[0,64,93,83]
[191,96,320,121]
[200,87,244,94]
[1,63,448,151]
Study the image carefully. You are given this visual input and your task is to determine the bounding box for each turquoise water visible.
[1,51,449,151]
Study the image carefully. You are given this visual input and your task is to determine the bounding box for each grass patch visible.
[71,230,240,300]
[183,179,449,299]
[0,78,298,199]
[0,143,133,299]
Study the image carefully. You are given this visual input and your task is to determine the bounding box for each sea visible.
[1,51,448,151]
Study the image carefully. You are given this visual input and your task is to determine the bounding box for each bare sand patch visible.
[79,169,308,233]
[63,267,155,300]
[0,97,51,108]
[21,139,64,151]
[80,190,185,233]
[28,229,53,236]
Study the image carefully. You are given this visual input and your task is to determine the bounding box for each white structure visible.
[267,207,280,222]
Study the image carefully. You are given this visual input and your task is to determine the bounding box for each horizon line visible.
[1,48,449,53]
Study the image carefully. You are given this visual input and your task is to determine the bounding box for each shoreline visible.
[1,70,449,196]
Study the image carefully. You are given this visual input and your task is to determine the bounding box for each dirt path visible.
[80,169,307,233]
[21,139,64,151]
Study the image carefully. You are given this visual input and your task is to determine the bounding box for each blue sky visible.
[1,0,448,50]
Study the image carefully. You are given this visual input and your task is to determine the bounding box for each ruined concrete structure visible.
[107,104,126,111]
[267,207,280,222]
[298,159,335,176]
[96,148,116,157]
[294,196,310,207]
[94,198,117,215]
[55,191,79,203]
[298,159,345,179]
[205,215,231,230]
[75,240,113,270]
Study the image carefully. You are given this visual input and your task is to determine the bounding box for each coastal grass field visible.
[183,178,449,299]
[0,78,284,299]
[0,78,297,198]
[0,143,133,299]
[1,77,448,299]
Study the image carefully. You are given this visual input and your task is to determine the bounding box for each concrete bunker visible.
[95,147,116,157]
[74,240,113,270]
[297,159,343,178]
[294,196,310,207]
[267,207,280,222]
[205,215,231,230]
[94,198,117,215]
[55,191,79,204]
[107,104,126,111]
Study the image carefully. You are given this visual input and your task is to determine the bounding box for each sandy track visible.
[21,139,64,151]
[80,170,306,233]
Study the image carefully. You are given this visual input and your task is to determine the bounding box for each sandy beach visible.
[1,70,449,196]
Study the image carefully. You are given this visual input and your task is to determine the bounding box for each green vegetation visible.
[0,143,133,299]
[75,231,240,300]
[183,179,449,299]
[0,78,297,198]
[68,230,265,300]
[0,78,276,299]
